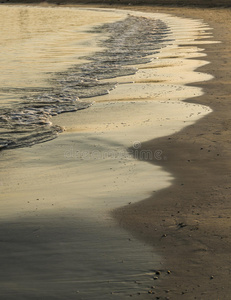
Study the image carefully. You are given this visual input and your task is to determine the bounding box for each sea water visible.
[0,5,173,299]
[0,5,170,150]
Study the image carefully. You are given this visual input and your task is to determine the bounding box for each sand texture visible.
[112,5,231,300]
[0,3,231,300]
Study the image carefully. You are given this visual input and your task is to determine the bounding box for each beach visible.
[0,3,231,299]
[112,5,231,299]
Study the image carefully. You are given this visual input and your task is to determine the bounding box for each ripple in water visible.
[0,15,171,150]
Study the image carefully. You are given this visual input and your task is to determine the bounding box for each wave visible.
[0,15,171,150]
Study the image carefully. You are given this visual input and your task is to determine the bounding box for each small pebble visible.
[156,271,161,275]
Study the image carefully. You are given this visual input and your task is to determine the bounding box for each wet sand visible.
[1,3,231,299]
[112,5,231,300]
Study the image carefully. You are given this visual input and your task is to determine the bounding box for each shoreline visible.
[0,4,231,299]
[0,5,214,298]
[112,5,231,299]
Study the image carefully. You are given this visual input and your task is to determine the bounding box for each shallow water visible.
[0,5,173,299]
[0,5,171,150]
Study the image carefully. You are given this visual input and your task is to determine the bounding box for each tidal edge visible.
[2,2,231,299]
